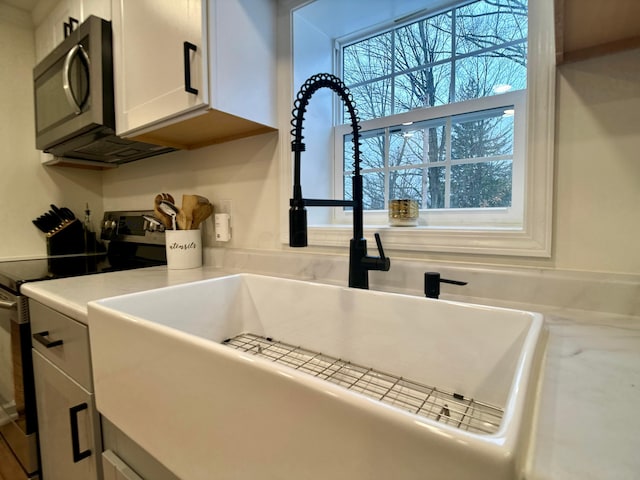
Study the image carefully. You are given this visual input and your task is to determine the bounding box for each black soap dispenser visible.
[424,272,468,299]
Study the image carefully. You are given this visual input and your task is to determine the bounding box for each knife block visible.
[46,220,86,256]
[46,220,107,276]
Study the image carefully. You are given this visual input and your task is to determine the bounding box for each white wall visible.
[102,132,281,250]
[0,4,103,261]
[553,49,640,274]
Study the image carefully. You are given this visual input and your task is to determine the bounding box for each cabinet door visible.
[33,351,102,480]
[112,0,207,136]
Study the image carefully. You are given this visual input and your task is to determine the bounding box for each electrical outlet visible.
[216,199,232,242]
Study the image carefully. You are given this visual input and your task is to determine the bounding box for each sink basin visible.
[88,273,545,480]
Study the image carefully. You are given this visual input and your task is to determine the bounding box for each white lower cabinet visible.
[32,351,102,480]
[30,300,102,480]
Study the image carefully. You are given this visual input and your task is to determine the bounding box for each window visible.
[285,0,554,256]
[337,0,527,227]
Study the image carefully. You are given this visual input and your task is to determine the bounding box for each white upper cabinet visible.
[111,0,277,150]
[35,0,111,63]
[112,0,206,135]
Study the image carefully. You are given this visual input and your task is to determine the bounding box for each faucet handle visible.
[374,233,386,259]
[373,233,391,271]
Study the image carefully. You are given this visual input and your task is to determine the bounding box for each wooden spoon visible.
[182,195,212,229]
[181,195,200,230]
[191,202,214,229]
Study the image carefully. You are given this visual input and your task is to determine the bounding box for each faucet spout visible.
[289,73,390,289]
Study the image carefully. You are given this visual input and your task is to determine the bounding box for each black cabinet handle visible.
[183,41,199,95]
[63,16,79,38]
[69,403,91,463]
[32,331,63,348]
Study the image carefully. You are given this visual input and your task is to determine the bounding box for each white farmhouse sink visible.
[88,273,545,480]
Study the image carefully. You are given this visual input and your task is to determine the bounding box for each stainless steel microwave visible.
[33,16,173,166]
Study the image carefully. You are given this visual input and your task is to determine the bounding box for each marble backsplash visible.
[204,247,640,318]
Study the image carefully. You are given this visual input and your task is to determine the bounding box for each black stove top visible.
[0,210,167,293]
[0,246,166,293]
[0,255,106,291]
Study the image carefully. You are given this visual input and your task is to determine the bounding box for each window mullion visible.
[390,30,396,116]
[450,8,457,104]
[346,56,455,92]
[447,6,456,209]
[454,38,528,63]
[384,127,390,207]
[422,125,428,208]
[444,117,452,209]
[452,154,512,165]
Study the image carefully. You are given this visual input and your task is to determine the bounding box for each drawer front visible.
[29,300,92,391]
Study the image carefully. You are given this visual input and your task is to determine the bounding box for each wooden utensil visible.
[176,210,190,230]
[191,202,214,229]
[181,195,199,230]
[182,194,212,229]
[154,193,174,229]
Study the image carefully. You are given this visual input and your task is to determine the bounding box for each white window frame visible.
[278,0,555,257]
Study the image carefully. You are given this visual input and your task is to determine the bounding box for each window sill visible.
[303,224,551,257]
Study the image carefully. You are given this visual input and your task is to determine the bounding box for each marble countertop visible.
[21,265,640,479]
[526,308,639,479]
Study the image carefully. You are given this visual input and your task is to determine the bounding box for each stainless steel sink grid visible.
[222,333,504,435]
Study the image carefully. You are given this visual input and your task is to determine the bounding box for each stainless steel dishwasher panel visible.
[0,286,39,477]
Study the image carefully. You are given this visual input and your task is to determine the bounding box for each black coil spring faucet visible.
[289,73,390,289]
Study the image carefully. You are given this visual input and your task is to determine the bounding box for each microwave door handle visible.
[63,44,90,115]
